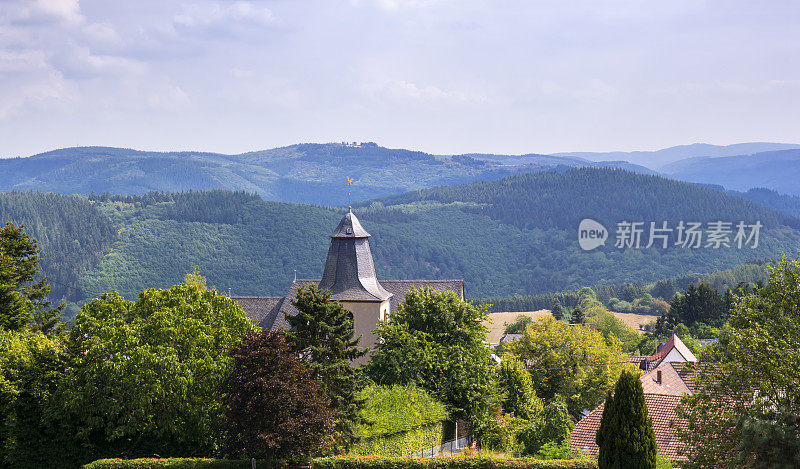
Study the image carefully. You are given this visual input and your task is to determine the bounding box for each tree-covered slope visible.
[0,143,653,206]
[3,169,800,310]
[0,192,116,300]
[366,168,800,231]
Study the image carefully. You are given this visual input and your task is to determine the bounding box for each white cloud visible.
[1,0,84,25]
[0,49,49,72]
[147,83,191,111]
[52,45,146,78]
[0,70,77,119]
[351,0,442,10]
[365,78,487,106]
[174,1,274,28]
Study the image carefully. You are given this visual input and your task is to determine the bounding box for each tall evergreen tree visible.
[0,223,63,335]
[286,285,367,449]
[551,297,564,321]
[596,371,657,469]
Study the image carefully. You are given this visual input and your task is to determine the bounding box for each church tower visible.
[319,208,392,348]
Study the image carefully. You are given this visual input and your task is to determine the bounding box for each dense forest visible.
[0,192,116,300]
[365,168,800,231]
[3,168,800,320]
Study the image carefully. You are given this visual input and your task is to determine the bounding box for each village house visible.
[233,208,464,349]
[570,333,698,461]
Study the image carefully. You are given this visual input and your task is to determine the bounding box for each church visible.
[233,208,464,349]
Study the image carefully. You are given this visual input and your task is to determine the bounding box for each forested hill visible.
[3,168,800,318]
[365,168,800,231]
[0,143,651,206]
[0,192,117,300]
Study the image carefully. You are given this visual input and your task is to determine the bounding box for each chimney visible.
[656,369,662,384]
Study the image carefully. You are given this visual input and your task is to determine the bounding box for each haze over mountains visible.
[555,142,800,170]
[3,141,800,204]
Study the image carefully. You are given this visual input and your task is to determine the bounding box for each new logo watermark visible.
[578,219,608,251]
[578,219,762,251]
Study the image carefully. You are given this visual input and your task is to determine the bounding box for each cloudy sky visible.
[0,0,798,158]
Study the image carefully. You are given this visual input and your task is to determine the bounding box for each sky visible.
[0,0,799,158]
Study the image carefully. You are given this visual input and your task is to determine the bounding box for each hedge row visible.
[83,455,598,469]
[311,455,598,469]
[81,458,277,469]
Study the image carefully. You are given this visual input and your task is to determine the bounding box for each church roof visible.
[234,278,465,331]
[329,209,371,238]
[319,209,391,301]
[231,296,285,328]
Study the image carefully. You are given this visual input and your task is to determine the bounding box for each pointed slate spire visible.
[319,208,392,301]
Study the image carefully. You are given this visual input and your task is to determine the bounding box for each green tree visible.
[0,222,63,335]
[675,254,800,468]
[286,285,366,449]
[366,287,493,421]
[63,284,256,459]
[507,317,635,417]
[551,297,564,321]
[517,397,574,456]
[596,371,657,469]
[504,314,533,334]
[497,356,543,420]
[0,330,79,469]
[217,330,336,462]
[588,309,641,353]
[571,306,585,324]
[657,283,729,334]
[183,266,208,290]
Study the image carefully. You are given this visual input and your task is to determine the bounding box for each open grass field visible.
[484,310,552,344]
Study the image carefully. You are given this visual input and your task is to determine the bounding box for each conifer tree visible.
[596,371,657,469]
[551,297,564,321]
[286,285,367,449]
[0,223,63,335]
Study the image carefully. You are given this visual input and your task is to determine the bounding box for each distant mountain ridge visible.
[0,143,653,206]
[554,142,800,169]
[660,149,800,196]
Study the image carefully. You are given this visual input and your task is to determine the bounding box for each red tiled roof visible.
[570,393,686,460]
[641,362,692,396]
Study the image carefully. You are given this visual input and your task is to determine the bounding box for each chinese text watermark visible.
[578,219,762,251]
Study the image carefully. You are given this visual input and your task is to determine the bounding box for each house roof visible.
[570,360,698,461]
[231,296,284,328]
[499,333,523,344]
[630,333,697,371]
[233,278,465,332]
[640,362,693,396]
[570,393,686,460]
